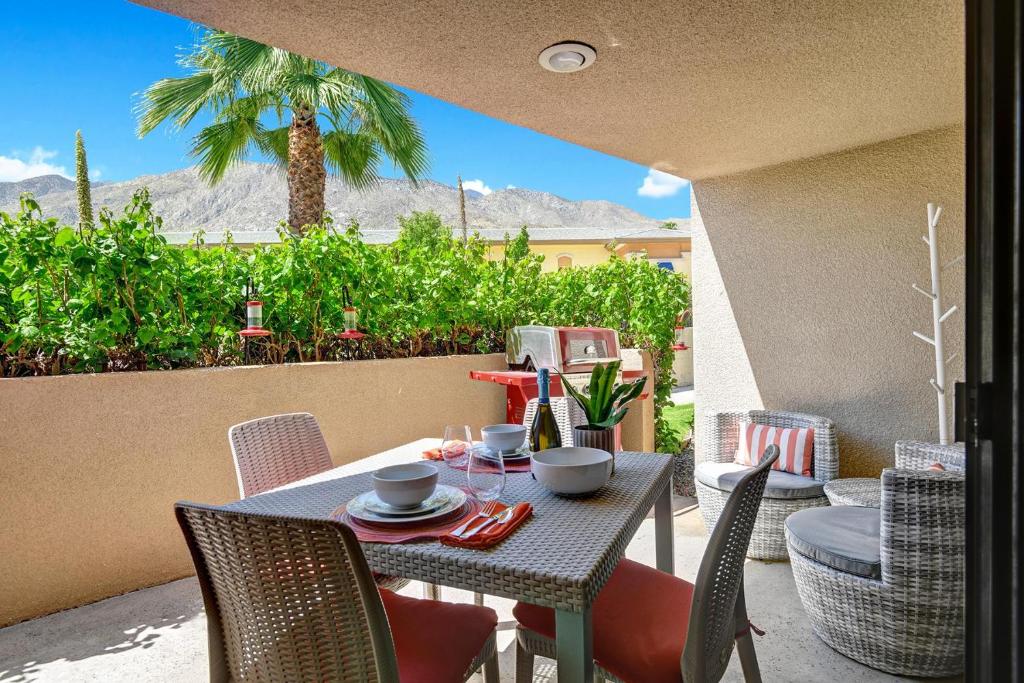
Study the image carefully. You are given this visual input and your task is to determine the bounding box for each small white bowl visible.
[481,424,528,452]
[372,462,439,509]
[531,447,613,496]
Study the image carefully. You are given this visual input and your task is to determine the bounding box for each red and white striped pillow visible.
[735,422,814,477]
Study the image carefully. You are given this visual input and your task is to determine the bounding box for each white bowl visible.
[372,462,439,508]
[481,424,528,452]
[531,447,613,496]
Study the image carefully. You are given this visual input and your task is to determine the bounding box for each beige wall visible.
[0,354,654,626]
[692,126,965,476]
[0,355,508,626]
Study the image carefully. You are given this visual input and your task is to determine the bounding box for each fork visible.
[451,501,500,538]
[460,505,517,539]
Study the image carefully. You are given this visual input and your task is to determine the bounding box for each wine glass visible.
[467,444,506,502]
[441,424,472,468]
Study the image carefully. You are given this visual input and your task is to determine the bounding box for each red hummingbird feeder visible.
[337,285,366,343]
[239,300,272,338]
[239,279,272,364]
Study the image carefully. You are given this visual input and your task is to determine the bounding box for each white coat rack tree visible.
[912,203,963,444]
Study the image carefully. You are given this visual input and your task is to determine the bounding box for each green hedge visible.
[0,190,690,450]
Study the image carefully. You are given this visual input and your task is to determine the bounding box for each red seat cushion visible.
[513,559,694,683]
[380,589,497,683]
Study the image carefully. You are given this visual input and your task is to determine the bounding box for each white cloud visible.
[89,168,102,180]
[506,184,517,189]
[0,147,69,182]
[462,178,493,195]
[637,168,689,198]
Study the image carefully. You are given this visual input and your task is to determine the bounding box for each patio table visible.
[823,477,882,508]
[225,437,675,683]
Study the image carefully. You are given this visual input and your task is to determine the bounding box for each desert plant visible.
[75,130,93,229]
[457,175,468,244]
[137,29,428,235]
[558,361,647,429]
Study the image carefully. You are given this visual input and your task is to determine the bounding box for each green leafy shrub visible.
[0,192,689,449]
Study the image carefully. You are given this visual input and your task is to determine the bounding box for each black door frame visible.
[964,0,1022,678]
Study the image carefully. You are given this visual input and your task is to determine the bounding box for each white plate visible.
[347,485,467,524]
[363,489,451,517]
[500,446,532,462]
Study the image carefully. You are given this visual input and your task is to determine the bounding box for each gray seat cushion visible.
[695,461,825,500]
[785,506,881,579]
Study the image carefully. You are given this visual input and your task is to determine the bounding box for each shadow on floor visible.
[0,580,203,683]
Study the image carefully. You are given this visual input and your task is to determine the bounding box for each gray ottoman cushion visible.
[695,461,825,500]
[785,506,881,579]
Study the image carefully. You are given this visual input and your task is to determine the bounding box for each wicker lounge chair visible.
[229,412,410,592]
[786,441,965,676]
[695,410,838,560]
[512,445,780,683]
[176,502,499,683]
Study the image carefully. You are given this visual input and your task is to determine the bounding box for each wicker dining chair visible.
[228,412,410,593]
[512,445,780,683]
[695,410,838,560]
[176,502,499,683]
[228,412,334,498]
[786,441,965,677]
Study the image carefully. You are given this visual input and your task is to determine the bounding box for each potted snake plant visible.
[558,361,646,474]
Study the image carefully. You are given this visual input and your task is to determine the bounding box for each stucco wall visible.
[0,353,654,626]
[0,355,511,626]
[692,126,965,475]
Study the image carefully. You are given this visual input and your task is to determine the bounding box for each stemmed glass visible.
[467,444,506,502]
[441,424,473,468]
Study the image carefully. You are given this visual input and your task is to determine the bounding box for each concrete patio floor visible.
[0,497,961,683]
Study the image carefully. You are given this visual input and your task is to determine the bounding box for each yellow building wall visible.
[488,242,616,271]
[488,240,691,274]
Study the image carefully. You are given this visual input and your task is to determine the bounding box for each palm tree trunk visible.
[287,106,326,235]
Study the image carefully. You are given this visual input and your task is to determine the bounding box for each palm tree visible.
[137,30,428,234]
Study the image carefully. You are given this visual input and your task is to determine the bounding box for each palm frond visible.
[136,72,223,136]
[334,73,429,182]
[204,31,287,91]
[190,117,263,184]
[216,91,278,122]
[280,71,331,110]
[322,130,382,188]
[255,125,290,166]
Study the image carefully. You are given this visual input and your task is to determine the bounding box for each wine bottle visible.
[530,368,562,451]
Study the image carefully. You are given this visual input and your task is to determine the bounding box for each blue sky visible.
[1,1,691,219]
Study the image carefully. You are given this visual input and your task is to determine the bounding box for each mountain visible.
[0,175,75,208]
[0,163,661,235]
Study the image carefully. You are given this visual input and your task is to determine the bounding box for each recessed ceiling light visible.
[538,42,596,73]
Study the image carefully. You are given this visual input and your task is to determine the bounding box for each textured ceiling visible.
[134,0,964,180]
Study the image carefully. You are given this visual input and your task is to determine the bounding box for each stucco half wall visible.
[692,126,965,475]
[0,353,653,626]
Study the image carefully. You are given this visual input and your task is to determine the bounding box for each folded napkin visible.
[440,501,532,550]
[423,440,470,462]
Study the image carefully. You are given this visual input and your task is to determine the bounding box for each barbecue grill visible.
[470,326,645,446]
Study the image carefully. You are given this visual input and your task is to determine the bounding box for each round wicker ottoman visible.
[823,478,881,508]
